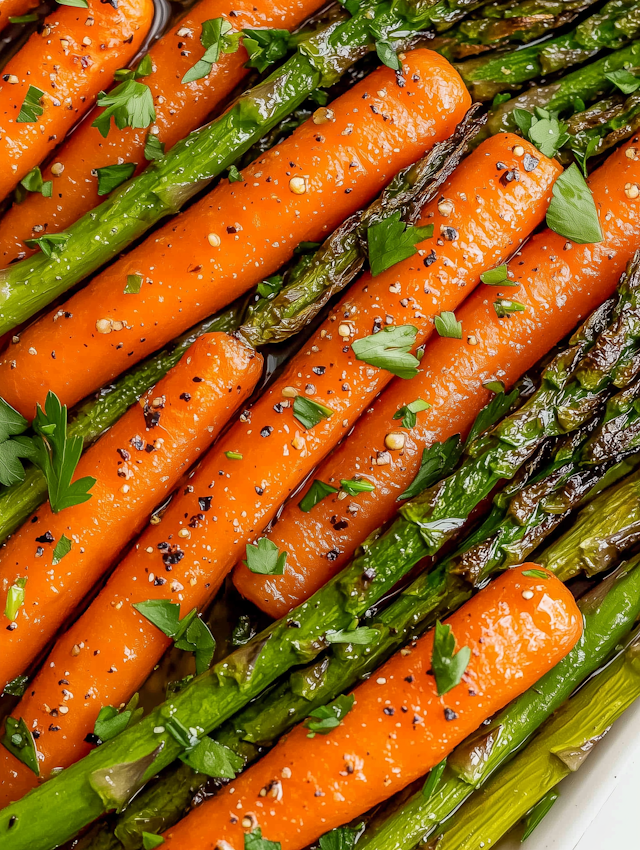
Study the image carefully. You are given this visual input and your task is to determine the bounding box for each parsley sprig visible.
[546,163,603,245]
[182,18,242,84]
[0,393,96,512]
[243,537,288,575]
[93,80,156,138]
[367,210,434,276]
[133,600,215,674]
[352,325,421,379]
[431,620,471,696]
[513,107,570,158]
[305,694,354,738]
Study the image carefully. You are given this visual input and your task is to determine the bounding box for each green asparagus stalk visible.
[0,0,467,335]
[447,376,640,589]
[540,468,640,580]
[353,559,640,850]
[454,0,640,101]
[431,0,598,63]
[3,234,639,850]
[0,304,242,545]
[564,90,640,166]
[432,625,640,849]
[238,105,484,346]
[487,38,640,135]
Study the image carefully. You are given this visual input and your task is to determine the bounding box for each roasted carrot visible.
[161,565,581,850]
[0,332,262,691]
[0,0,153,202]
[0,127,560,805]
[234,136,640,617]
[0,0,324,264]
[0,48,471,419]
[0,0,39,32]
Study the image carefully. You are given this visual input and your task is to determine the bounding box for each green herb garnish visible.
[133,601,215,674]
[305,694,354,738]
[393,399,430,428]
[434,311,462,339]
[546,163,603,245]
[124,274,143,294]
[93,81,156,138]
[243,537,287,575]
[144,133,165,161]
[340,478,375,496]
[96,162,137,196]
[367,210,433,276]
[352,325,420,380]
[182,18,241,84]
[292,396,334,430]
[398,435,462,501]
[17,85,44,123]
[52,534,72,565]
[431,620,471,696]
[19,166,51,198]
[299,479,338,512]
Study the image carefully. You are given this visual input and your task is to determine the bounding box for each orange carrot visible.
[0,332,262,691]
[0,0,153,202]
[0,48,471,419]
[0,0,39,32]
[162,565,582,850]
[0,125,559,805]
[234,135,640,617]
[0,0,324,264]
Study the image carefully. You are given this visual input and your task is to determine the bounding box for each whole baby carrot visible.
[0,332,262,690]
[0,0,153,201]
[0,48,471,418]
[0,126,559,804]
[0,0,324,264]
[234,136,640,617]
[162,565,582,850]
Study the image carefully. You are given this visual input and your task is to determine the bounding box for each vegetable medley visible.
[0,0,640,848]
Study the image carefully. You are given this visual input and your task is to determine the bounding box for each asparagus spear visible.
[487,38,640,135]
[455,0,640,100]
[0,0,468,335]
[564,91,640,167]
[352,560,640,850]
[239,106,485,346]
[448,377,640,589]
[2,240,638,850]
[540,467,640,581]
[432,624,640,849]
[431,0,598,63]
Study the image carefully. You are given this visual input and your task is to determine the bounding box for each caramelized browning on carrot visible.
[234,136,640,617]
[0,333,262,692]
[0,0,323,264]
[162,566,582,850]
[0,0,153,201]
[0,49,471,419]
